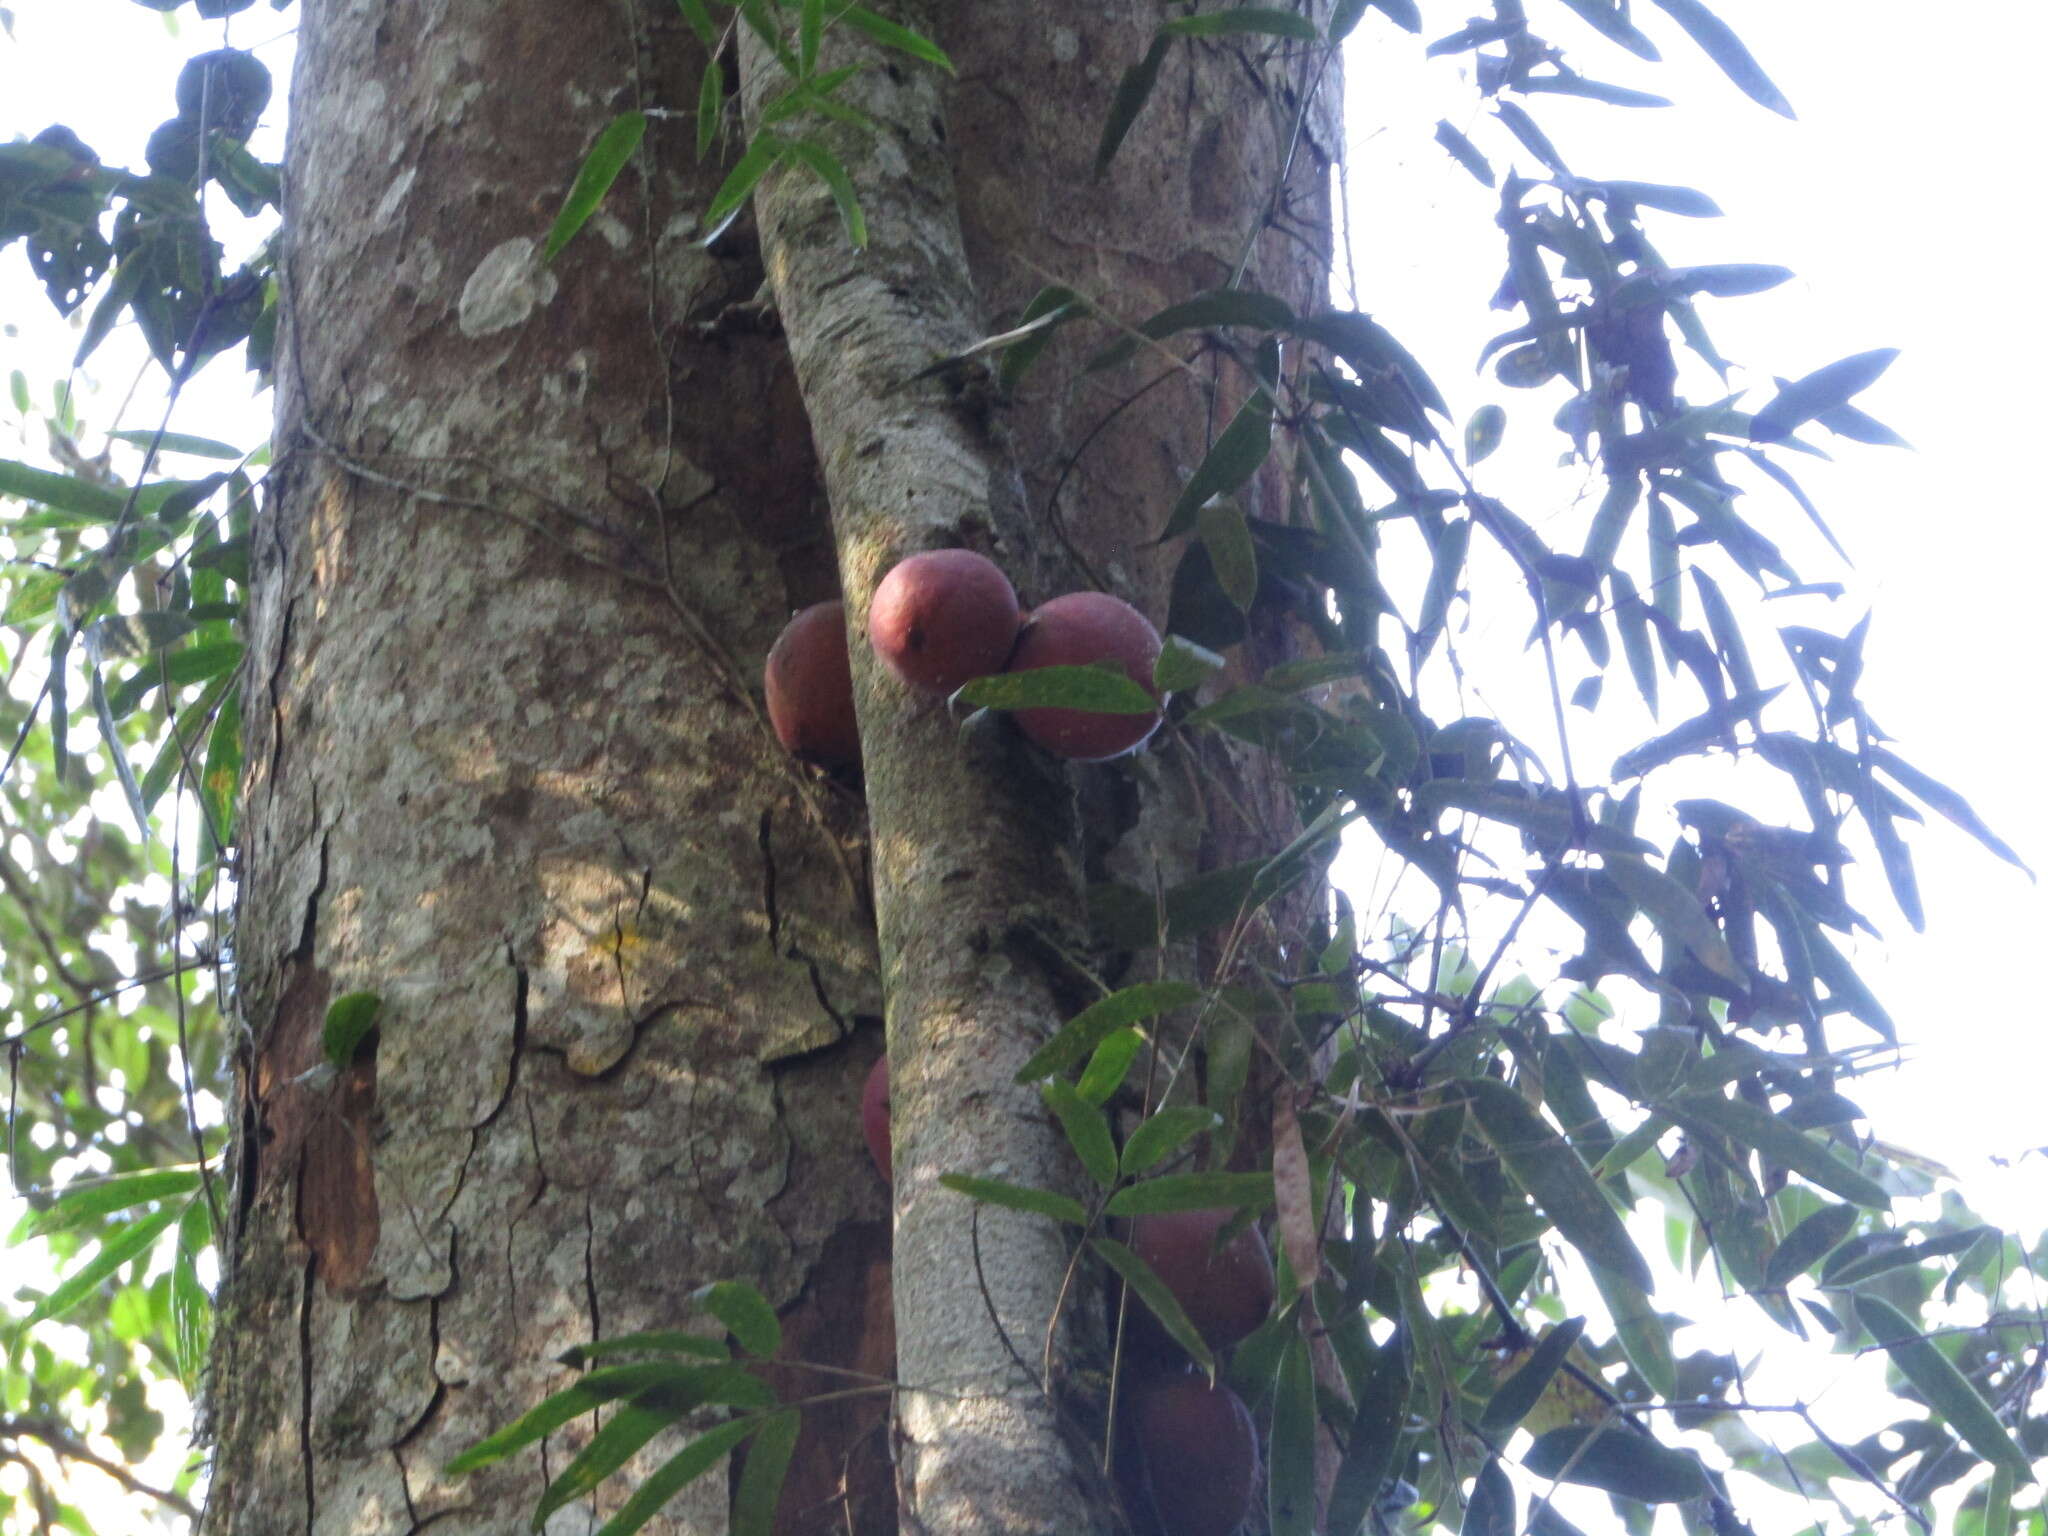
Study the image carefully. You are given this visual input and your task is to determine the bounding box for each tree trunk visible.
[205,3,1333,1533]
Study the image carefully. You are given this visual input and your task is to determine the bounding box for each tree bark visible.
[206,2,1333,1533]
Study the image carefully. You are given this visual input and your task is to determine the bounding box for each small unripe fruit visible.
[1130,1371,1258,1536]
[861,1055,891,1183]
[1006,591,1163,760]
[1129,1209,1274,1354]
[867,548,1022,696]
[764,601,860,768]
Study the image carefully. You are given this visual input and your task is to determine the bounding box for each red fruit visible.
[862,1055,891,1183]
[1129,1209,1274,1354]
[868,548,1023,696]
[1130,1371,1258,1536]
[764,601,860,768]
[1006,591,1162,760]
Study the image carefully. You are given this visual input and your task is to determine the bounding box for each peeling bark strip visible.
[742,12,1113,1531]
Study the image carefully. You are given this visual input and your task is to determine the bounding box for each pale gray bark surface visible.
[208,1,1334,1533]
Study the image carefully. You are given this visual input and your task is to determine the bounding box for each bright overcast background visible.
[3,0,2044,1530]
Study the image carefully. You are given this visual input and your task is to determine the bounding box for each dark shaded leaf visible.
[1648,0,1795,117]
[1523,1425,1707,1501]
[1597,179,1722,217]
[732,1409,798,1536]
[1094,1237,1214,1375]
[1434,119,1495,186]
[1270,1334,1318,1536]
[1198,498,1259,611]
[1326,1331,1410,1534]
[1095,35,1170,176]
[1749,349,1899,444]
[1867,746,2032,878]
[558,1332,730,1368]
[1161,8,1320,41]
[1670,263,1793,297]
[1161,372,1278,540]
[1461,1456,1516,1536]
[1763,1203,1859,1288]
[1481,1317,1587,1436]
[1855,1296,2032,1476]
[1549,0,1660,58]
[1666,1093,1890,1208]
[1293,310,1449,417]
[593,1418,758,1536]
[838,6,954,71]
[1465,403,1505,464]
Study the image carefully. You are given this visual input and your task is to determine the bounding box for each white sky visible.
[2,1,2043,1531]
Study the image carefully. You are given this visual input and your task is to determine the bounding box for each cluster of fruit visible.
[763,549,1165,769]
[861,1057,1267,1535]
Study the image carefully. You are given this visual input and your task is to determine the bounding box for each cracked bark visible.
[207,1,1332,1533]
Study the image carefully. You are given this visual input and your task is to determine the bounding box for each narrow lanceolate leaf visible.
[1480,1317,1588,1436]
[544,111,647,262]
[838,6,954,72]
[1670,263,1793,297]
[1325,1332,1411,1534]
[1095,35,1169,175]
[1270,1093,1318,1301]
[696,59,725,160]
[782,138,867,249]
[1598,853,1745,985]
[938,1175,1088,1226]
[1121,1106,1222,1176]
[536,1390,688,1522]
[1763,1203,1859,1288]
[89,663,148,830]
[1105,1171,1274,1217]
[594,1417,759,1536]
[1591,1263,1676,1399]
[1855,1296,2034,1477]
[1042,1079,1119,1188]
[1866,745,2033,877]
[1162,387,1276,540]
[1749,348,1899,444]
[446,1363,771,1474]
[1197,497,1259,610]
[1330,0,1371,40]
[731,1409,799,1536]
[1523,1425,1707,1502]
[558,1331,730,1368]
[0,458,126,520]
[674,0,718,49]
[1161,7,1321,41]
[1077,1028,1144,1105]
[1415,515,1469,660]
[1434,119,1494,186]
[1013,981,1202,1083]
[1269,1333,1318,1536]
[18,1205,182,1330]
[1648,0,1795,117]
[1460,1078,1654,1292]
[24,1167,203,1236]
[1596,180,1722,217]
[1093,1237,1214,1374]
[1666,1092,1890,1208]
[700,131,787,246]
[1154,635,1226,695]
[694,1280,781,1357]
[1087,288,1296,372]
[1549,0,1660,58]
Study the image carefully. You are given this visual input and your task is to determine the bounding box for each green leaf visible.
[1093,1236,1214,1374]
[1415,515,1469,658]
[107,429,246,460]
[1855,1296,2033,1477]
[1647,0,1795,117]
[1042,1079,1118,1188]
[1460,1079,1653,1292]
[1749,348,1898,444]
[782,138,867,249]
[17,1206,179,1331]
[1325,1331,1410,1534]
[798,0,822,73]
[838,6,954,72]
[1523,1425,1707,1501]
[1161,388,1276,539]
[1095,35,1169,176]
[1599,853,1745,985]
[1161,7,1321,41]
[1196,497,1259,611]
[536,1389,688,1523]
[732,1409,799,1536]
[594,1417,758,1536]
[446,1363,771,1474]
[543,111,647,263]
[1464,403,1505,464]
[1666,1092,1891,1208]
[700,131,787,245]
[1329,0,1370,40]
[1076,1028,1143,1106]
[674,0,719,49]
[1462,1456,1517,1536]
[558,1331,730,1368]
[695,1280,781,1358]
[1121,1106,1223,1177]
[938,1175,1087,1226]
[1294,310,1449,418]
[696,58,725,159]
[0,458,126,520]
[1480,1317,1587,1436]
[1763,1203,1859,1288]
[1827,1225,1994,1287]
[998,285,1085,393]
[89,662,148,831]
[1014,982,1202,1083]
[1154,634,1225,695]
[1597,180,1723,217]
[1105,1171,1273,1217]
[23,1167,204,1236]
[1866,746,2033,878]
[321,991,381,1069]
[1269,1332,1318,1536]
[956,662,1158,715]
